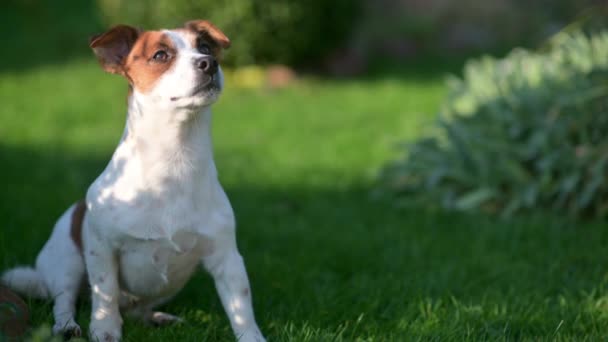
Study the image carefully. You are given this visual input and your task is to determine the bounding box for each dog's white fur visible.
[2,25,265,342]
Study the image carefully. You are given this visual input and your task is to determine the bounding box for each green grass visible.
[2,59,608,341]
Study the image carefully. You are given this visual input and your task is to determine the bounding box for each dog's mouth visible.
[170,75,219,102]
[191,76,218,95]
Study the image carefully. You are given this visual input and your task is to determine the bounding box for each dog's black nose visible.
[197,56,218,75]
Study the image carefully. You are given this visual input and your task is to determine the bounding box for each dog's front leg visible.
[84,227,123,341]
[202,229,265,342]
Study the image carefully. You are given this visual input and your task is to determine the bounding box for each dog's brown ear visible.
[185,20,231,49]
[89,25,140,75]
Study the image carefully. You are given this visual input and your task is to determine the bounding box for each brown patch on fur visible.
[184,20,231,59]
[70,200,87,253]
[90,25,140,75]
[122,31,178,93]
[171,28,223,60]
[185,20,230,49]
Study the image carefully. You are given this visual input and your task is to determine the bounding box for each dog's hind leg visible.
[36,204,86,338]
[49,281,84,339]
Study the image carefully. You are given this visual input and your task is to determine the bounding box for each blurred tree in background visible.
[96,0,595,71]
[1,0,596,71]
[96,0,359,67]
[1,0,104,71]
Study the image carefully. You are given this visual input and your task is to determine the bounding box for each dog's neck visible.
[122,94,216,185]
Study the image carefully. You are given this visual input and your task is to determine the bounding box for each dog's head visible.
[90,20,230,110]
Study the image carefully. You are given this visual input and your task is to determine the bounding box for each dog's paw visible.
[145,311,184,327]
[52,319,81,340]
[89,329,121,342]
[89,313,122,342]
[89,323,121,342]
[237,328,266,342]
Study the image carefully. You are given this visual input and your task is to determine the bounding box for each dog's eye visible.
[152,50,169,62]
[198,43,211,55]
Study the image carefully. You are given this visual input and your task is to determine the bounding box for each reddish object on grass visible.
[0,285,30,338]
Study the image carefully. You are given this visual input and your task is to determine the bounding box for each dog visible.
[1,20,266,342]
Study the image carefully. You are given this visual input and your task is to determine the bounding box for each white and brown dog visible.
[2,20,265,342]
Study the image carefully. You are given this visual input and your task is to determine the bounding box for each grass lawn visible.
[2,59,608,341]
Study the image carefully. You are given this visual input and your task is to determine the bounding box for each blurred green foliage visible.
[1,0,103,71]
[0,0,597,70]
[96,0,360,66]
[381,29,608,219]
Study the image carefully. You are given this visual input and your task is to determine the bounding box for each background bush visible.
[380,29,608,219]
[96,0,359,67]
[2,0,592,70]
[357,0,593,55]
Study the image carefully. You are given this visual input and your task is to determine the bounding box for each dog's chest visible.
[117,230,211,298]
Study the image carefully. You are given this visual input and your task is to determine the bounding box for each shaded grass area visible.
[1,61,608,340]
[0,0,103,72]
